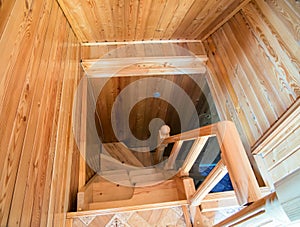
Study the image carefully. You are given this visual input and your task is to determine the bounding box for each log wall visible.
[0,0,80,226]
[204,0,300,154]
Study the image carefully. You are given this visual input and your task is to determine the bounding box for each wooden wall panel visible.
[0,0,80,226]
[57,0,249,42]
[204,0,300,181]
[252,99,300,189]
[93,75,208,146]
[0,0,17,37]
[80,41,207,60]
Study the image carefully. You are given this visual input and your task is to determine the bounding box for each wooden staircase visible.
[77,171,187,211]
[70,121,266,226]
[100,142,155,168]
[102,142,146,167]
[99,167,176,187]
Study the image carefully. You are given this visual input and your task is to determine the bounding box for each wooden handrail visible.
[75,121,262,226]
[180,136,209,176]
[164,141,183,170]
[156,121,261,206]
[162,123,217,144]
[190,160,228,206]
[215,121,261,205]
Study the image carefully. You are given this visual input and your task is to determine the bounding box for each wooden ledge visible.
[67,200,188,219]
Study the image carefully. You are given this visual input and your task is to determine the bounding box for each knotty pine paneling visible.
[0,0,17,37]
[204,0,300,179]
[57,0,250,42]
[82,41,213,148]
[93,74,209,147]
[0,0,80,226]
[80,41,207,60]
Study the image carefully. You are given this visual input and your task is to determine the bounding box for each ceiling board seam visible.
[81,39,203,46]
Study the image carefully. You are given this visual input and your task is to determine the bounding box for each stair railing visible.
[155,121,262,207]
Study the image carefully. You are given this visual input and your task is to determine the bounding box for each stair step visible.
[98,168,176,186]
[102,142,144,167]
[100,154,139,172]
[101,172,130,182]
[92,181,134,202]
[134,180,165,187]
[88,180,181,210]
[130,147,152,166]
[128,168,158,178]
[163,170,178,180]
[100,169,128,176]
[130,172,165,185]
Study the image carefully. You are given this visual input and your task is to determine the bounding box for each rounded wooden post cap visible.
[160,125,170,135]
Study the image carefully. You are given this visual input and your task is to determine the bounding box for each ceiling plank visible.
[198,0,251,40]
[57,0,251,42]
[82,56,207,77]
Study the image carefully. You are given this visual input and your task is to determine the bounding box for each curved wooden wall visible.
[0,0,80,226]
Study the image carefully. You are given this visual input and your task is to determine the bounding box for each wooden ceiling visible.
[57,0,250,42]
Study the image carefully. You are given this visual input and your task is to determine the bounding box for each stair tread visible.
[100,154,139,172]
[102,142,144,167]
[129,168,158,177]
[100,169,128,176]
[130,172,165,184]
[131,148,152,166]
[101,173,130,182]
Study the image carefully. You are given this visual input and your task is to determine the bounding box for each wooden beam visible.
[79,76,87,190]
[216,121,261,205]
[67,200,188,219]
[81,56,207,77]
[77,174,101,211]
[182,205,192,227]
[190,160,228,206]
[180,137,209,176]
[80,41,207,59]
[65,218,73,227]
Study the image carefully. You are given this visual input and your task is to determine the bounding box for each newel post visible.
[216,121,261,205]
[154,125,170,164]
